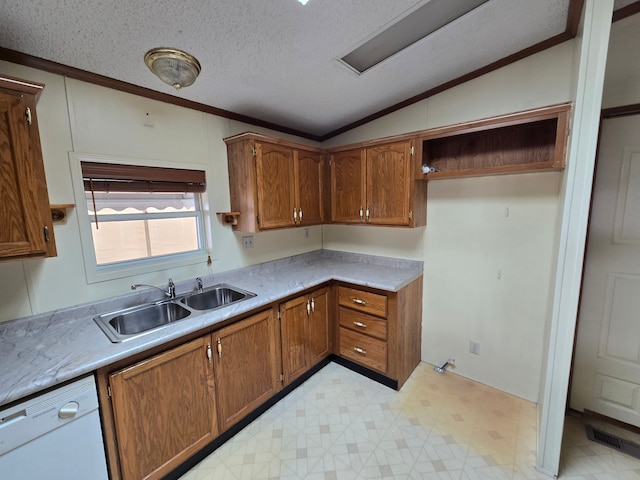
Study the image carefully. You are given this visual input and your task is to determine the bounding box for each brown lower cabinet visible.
[212,309,280,431]
[280,287,330,385]
[100,309,280,480]
[336,276,423,389]
[98,277,422,480]
[107,336,218,480]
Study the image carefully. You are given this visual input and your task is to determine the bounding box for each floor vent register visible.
[586,424,640,460]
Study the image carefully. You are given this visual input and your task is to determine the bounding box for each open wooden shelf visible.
[417,103,571,180]
[216,211,241,226]
[50,204,75,222]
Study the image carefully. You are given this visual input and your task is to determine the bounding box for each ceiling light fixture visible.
[144,47,201,90]
[298,0,310,5]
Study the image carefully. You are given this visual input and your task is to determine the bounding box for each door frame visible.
[536,1,613,475]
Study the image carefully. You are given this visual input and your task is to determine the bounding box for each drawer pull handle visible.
[352,298,366,305]
[353,321,366,328]
[354,347,366,354]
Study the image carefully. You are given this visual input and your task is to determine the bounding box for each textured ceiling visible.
[0,0,607,137]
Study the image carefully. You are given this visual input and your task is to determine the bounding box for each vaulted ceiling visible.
[0,0,637,140]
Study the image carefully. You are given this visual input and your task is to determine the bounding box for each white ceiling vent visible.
[339,0,489,75]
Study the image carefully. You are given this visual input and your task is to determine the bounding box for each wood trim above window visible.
[81,161,206,193]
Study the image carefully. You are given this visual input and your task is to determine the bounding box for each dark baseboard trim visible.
[584,409,640,436]
[330,355,398,390]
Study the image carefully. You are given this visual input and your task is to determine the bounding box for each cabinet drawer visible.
[339,327,387,374]
[338,307,387,340]
[338,287,387,318]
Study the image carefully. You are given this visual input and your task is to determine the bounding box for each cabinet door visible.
[308,287,330,365]
[280,288,330,386]
[256,142,296,229]
[295,150,324,225]
[280,295,310,385]
[213,310,279,431]
[330,148,366,223]
[0,89,50,257]
[366,141,412,225]
[109,336,217,480]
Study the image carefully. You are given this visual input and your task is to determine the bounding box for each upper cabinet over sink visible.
[225,133,326,232]
[0,75,56,259]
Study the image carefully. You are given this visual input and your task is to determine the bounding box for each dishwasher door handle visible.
[58,401,80,419]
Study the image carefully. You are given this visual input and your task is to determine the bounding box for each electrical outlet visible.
[242,236,254,249]
[304,228,309,239]
[470,340,480,355]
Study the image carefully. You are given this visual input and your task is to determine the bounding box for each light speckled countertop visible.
[0,250,422,407]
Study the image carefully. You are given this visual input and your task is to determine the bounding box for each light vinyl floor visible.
[180,362,640,479]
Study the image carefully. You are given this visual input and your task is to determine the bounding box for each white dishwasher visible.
[0,375,109,480]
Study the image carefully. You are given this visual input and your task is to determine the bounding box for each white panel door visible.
[570,115,640,427]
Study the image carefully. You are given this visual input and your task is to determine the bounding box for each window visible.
[81,161,206,267]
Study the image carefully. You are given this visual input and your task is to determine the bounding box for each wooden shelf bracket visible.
[217,211,241,226]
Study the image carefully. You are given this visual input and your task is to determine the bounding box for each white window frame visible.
[69,152,211,284]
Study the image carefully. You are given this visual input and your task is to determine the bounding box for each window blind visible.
[81,162,206,193]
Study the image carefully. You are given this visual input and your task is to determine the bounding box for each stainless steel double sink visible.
[94,284,256,343]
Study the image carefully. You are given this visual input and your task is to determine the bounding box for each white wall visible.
[601,13,640,109]
[323,41,576,401]
[0,61,322,322]
[0,37,579,402]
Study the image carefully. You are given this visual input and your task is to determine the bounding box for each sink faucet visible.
[131,278,176,299]
[196,277,204,293]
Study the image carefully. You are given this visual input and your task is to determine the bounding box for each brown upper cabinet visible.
[330,139,426,227]
[417,103,571,179]
[329,148,365,224]
[225,104,571,231]
[0,75,56,259]
[225,133,325,232]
